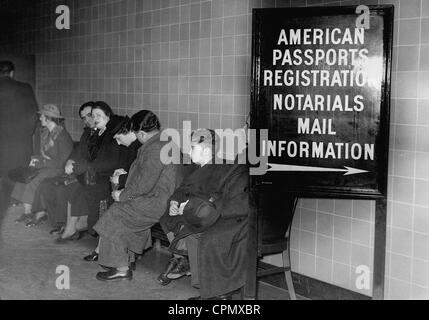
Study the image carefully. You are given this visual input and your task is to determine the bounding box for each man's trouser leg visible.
[186,233,201,289]
[98,236,130,269]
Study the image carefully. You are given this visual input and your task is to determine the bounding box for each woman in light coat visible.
[12,104,73,223]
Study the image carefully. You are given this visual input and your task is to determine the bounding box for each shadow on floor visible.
[0,190,296,300]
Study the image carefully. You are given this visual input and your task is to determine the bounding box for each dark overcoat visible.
[94,133,181,254]
[160,162,250,299]
[70,115,125,231]
[0,76,38,176]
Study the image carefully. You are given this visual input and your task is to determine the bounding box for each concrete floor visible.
[0,202,294,300]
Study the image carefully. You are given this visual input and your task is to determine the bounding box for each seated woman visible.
[83,113,141,262]
[12,104,73,223]
[55,101,125,242]
[159,128,250,300]
[26,101,97,229]
[93,110,181,281]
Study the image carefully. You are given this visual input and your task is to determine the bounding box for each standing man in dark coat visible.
[160,129,250,300]
[0,61,38,177]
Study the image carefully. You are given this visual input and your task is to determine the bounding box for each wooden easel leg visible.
[372,198,387,300]
[282,230,296,300]
[244,191,258,300]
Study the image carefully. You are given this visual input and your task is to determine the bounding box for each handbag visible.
[52,174,79,186]
[8,166,41,184]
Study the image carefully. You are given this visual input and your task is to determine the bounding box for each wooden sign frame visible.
[251,5,393,200]
[248,5,394,300]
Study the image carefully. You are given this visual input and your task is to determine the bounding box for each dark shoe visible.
[167,256,191,280]
[83,251,99,262]
[49,226,65,235]
[157,256,178,286]
[15,213,32,224]
[54,231,82,243]
[25,214,47,227]
[96,268,132,281]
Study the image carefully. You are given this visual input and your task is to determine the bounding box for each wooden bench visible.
[151,222,170,250]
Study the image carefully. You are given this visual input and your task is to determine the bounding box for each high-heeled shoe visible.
[14,213,32,224]
[25,214,47,227]
[54,231,82,243]
[83,251,99,261]
[49,225,65,235]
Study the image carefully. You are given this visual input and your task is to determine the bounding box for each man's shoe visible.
[167,256,191,280]
[157,256,178,286]
[96,268,132,281]
[83,251,99,261]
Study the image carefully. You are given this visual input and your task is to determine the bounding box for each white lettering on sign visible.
[277,28,365,45]
[273,94,364,112]
[262,140,374,160]
[297,118,336,135]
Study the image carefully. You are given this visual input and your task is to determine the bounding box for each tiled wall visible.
[1,0,428,299]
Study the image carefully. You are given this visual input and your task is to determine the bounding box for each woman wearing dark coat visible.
[12,104,73,222]
[82,116,141,262]
[93,110,181,281]
[55,101,125,241]
[159,129,250,300]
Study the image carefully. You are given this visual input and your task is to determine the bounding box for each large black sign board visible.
[251,6,393,199]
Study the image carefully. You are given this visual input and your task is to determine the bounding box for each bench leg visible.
[282,242,296,300]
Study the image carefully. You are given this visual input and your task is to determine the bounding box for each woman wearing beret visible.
[12,104,74,223]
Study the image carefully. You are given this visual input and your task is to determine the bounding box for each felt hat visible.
[38,104,64,119]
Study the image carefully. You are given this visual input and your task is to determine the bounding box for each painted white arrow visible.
[267,163,369,176]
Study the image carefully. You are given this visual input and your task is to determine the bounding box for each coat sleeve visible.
[73,136,121,175]
[42,131,74,169]
[68,131,87,161]
[119,146,164,201]
[212,167,249,219]
[90,140,122,173]
[23,83,38,136]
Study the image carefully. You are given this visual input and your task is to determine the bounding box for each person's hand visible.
[29,158,39,167]
[110,168,127,183]
[113,168,127,176]
[169,200,179,216]
[110,175,120,184]
[64,160,74,175]
[178,200,189,215]
[111,189,123,202]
